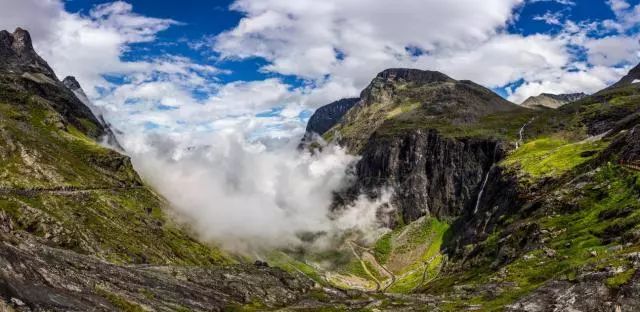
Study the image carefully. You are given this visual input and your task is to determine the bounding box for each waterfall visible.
[473,165,493,214]
[473,144,498,214]
[516,118,535,149]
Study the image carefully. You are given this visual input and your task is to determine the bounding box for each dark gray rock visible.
[0,233,313,311]
[61,76,83,92]
[0,28,107,140]
[62,76,124,150]
[305,98,360,136]
[0,28,57,80]
[339,129,506,224]
[506,269,640,312]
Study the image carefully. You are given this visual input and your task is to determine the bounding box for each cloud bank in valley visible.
[123,131,391,252]
[2,0,640,251]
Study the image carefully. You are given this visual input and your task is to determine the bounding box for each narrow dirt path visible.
[348,241,381,291]
[348,241,397,292]
[414,254,441,291]
[0,186,143,196]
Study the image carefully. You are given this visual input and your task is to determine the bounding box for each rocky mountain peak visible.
[62,75,83,91]
[521,92,587,109]
[62,75,125,150]
[375,68,454,84]
[360,68,455,106]
[11,27,33,54]
[0,28,57,80]
[63,75,93,108]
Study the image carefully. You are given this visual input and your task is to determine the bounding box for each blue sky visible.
[64,0,291,84]
[61,0,635,85]
[1,0,640,144]
[4,0,640,247]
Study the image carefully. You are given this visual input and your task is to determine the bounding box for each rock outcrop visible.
[0,233,312,311]
[62,76,124,150]
[305,98,360,136]
[521,92,587,109]
[351,129,504,224]
[0,28,57,80]
[506,270,640,312]
[0,28,105,139]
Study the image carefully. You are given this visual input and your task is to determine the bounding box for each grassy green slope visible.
[312,71,640,310]
[420,85,640,310]
[0,79,227,265]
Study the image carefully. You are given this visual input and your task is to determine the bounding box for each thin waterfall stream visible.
[516,118,535,149]
[473,145,499,214]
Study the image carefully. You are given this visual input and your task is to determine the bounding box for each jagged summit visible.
[521,92,587,109]
[0,28,105,140]
[62,75,124,150]
[0,28,57,80]
[62,75,83,90]
[62,75,91,106]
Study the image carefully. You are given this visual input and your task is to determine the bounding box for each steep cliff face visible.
[352,129,503,224]
[0,28,104,140]
[62,76,123,150]
[305,98,360,136]
[324,68,525,227]
[0,28,57,80]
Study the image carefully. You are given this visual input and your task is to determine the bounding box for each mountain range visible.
[1,28,640,311]
[520,93,587,109]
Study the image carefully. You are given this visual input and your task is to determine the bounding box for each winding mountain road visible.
[0,185,143,196]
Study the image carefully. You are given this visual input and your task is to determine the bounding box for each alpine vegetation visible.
[1,0,640,311]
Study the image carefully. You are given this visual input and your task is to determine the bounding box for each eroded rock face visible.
[62,76,124,150]
[506,270,640,312]
[344,129,506,224]
[0,28,57,80]
[305,98,360,136]
[599,125,640,167]
[0,234,313,311]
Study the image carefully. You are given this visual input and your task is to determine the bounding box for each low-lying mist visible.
[122,131,391,253]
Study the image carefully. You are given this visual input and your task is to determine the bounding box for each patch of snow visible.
[633,79,640,84]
